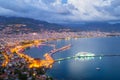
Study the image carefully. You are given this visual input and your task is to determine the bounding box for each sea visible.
[25,37,120,80]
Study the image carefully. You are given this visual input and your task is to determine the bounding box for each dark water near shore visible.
[26,37,120,80]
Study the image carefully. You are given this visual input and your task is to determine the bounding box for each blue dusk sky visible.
[0,0,120,23]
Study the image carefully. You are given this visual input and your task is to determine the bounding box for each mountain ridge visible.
[0,16,120,33]
[0,16,71,33]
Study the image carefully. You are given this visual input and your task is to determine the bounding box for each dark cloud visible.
[0,0,119,23]
[41,0,55,4]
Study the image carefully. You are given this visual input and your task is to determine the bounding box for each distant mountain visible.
[0,16,120,33]
[0,16,70,34]
[61,21,120,32]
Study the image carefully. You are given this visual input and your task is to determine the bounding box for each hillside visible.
[0,16,120,34]
[0,16,70,34]
[62,21,120,32]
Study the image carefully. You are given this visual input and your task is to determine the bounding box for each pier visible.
[0,39,71,69]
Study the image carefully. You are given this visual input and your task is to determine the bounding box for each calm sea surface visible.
[26,37,120,80]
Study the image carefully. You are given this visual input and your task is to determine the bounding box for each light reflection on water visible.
[26,37,120,80]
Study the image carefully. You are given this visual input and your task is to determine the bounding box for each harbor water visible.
[26,37,120,80]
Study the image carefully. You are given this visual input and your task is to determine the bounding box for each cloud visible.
[0,0,119,23]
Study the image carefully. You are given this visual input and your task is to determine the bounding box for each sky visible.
[0,0,120,23]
